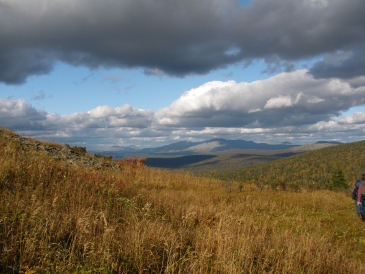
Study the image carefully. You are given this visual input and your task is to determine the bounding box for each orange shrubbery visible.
[117,155,147,168]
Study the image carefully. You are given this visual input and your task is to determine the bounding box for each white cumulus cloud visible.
[2,69,365,149]
[264,95,293,109]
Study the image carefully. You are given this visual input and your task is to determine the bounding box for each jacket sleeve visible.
[358,183,362,202]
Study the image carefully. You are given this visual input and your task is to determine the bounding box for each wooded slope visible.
[211,140,365,189]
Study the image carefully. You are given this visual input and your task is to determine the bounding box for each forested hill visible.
[212,140,365,189]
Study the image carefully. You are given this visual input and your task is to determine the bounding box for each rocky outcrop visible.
[0,128,122,171]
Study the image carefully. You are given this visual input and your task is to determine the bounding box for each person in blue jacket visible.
[352,179,363,219]
[352,173,365,220]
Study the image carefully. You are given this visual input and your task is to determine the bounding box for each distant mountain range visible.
[139,138,298,155]
[100,145,140,153]
[91,139,342,159]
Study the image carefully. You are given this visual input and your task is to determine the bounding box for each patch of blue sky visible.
[0,54,327,117]
[239,0,251,7]
[341,105,365,117]
[1,57,325,116]
[0,59,269,115]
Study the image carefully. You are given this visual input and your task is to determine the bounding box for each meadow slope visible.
[1,128,365,273]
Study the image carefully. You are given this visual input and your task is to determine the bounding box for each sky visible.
[1,0,365,150]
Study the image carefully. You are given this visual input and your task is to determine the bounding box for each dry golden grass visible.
[1,130,365,273]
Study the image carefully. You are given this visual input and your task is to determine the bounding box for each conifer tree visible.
[331,164,348,190]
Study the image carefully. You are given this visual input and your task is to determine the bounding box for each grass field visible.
[1,128,365,273]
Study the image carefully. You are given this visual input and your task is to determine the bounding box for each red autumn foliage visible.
[117,155,147,168]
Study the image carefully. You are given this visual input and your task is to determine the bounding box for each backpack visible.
[352,180,362,200]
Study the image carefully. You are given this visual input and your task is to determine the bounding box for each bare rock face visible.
[0,128,121,171]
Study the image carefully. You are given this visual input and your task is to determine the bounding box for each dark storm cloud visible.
[1,0,364,84]
[308,45,365,79]
[0,48,55,84]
